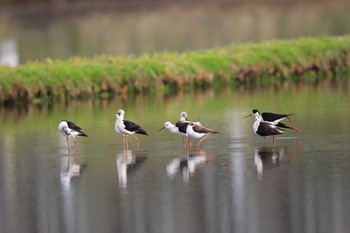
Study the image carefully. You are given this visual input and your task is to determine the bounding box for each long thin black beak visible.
[112,117,116,121]
[244,114,252,118]
[157,126,165,132]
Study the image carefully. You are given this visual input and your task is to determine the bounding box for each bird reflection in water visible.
[60,157,81,189]
[166,150,211,182]
[116,149,147,189]
[60,157,84,233]
[254,146,285,177]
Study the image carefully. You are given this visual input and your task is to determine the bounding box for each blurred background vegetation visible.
[1,0,350,65]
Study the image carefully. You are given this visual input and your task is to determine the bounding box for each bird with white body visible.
[250,113,284,143]
[58,120,88,156]
[186,122,219,151]
[114,109,148,150]
[246,109,301,132]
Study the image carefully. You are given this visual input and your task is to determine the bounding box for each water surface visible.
[0,78,350,233]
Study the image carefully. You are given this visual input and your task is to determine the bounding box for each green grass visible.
[0,34,350,105]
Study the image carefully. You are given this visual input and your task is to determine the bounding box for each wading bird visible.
[158,121,189,149]
[251,113,284,144]
[246,109,301,132]
[58,120,88,155]
[114,109,148,150]
[158,111,190,148]
[186,122,219,151]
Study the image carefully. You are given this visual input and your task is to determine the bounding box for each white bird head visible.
[58,120,68,131]
[164,121,174,129]
[58,120,71,137]
[180,111,188,121]
[157,121,173,132]
[116,109,125,120]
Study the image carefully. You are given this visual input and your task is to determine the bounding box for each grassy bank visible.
[0,35,349,106]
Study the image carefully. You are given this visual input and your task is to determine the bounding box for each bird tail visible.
[135,128,148,135]
[276,122,293,129]
[79,132,88,137]
[206,128,219,134]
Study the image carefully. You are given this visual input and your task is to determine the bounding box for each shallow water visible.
[0,79,350,233]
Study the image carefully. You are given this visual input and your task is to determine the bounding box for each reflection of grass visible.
[0,35,349,105]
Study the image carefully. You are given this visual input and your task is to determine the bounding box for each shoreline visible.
[0,35,349,106]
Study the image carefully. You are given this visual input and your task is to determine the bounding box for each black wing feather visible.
[261,112,293,122]
[175,121,189,134]
[257,122,283,137]
[124,120,148,135]
[276,122,293,129]
[65,120,88,137]
[66,121,82,131]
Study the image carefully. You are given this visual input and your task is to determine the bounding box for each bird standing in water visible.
[58,120,88,155]
[158,121,189,149]
[186,122,219,151]
[114,109,148,150]
[246,109,301,132]
[251,113,284,144]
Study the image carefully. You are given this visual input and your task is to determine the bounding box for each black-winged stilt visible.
[158,111,190,149]
[158,121,189,149]
[186,122,219,151]
[250,113,284,143]
[158,121,188,135]
[58,120,88,155]
[114,109,148,150]
[246,109,301,132]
